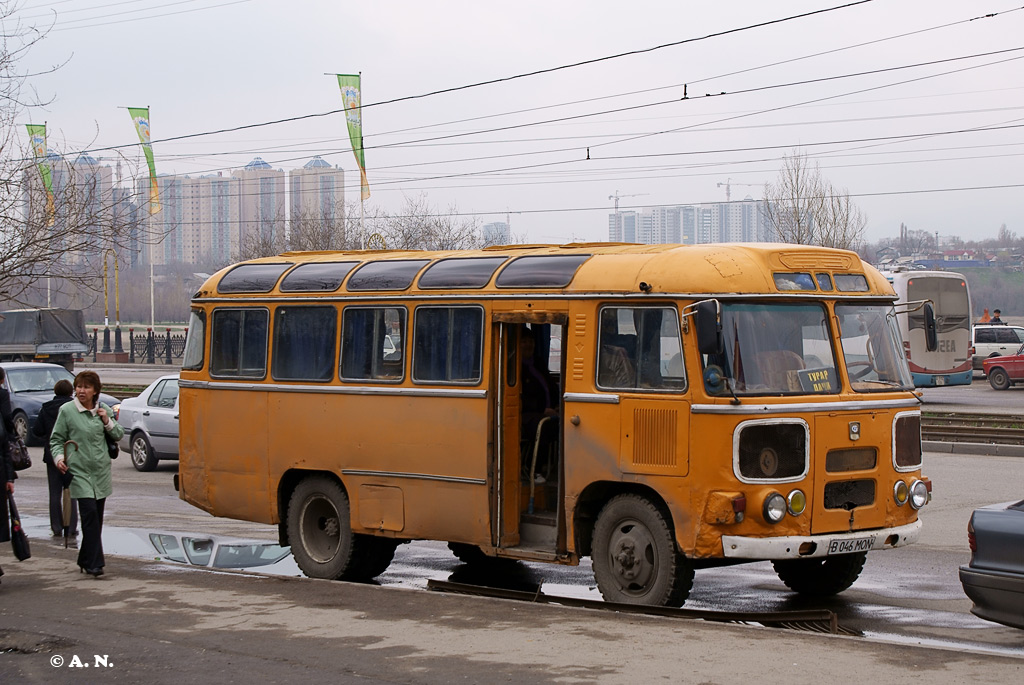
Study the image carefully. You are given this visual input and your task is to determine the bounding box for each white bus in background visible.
[884,268,972,387]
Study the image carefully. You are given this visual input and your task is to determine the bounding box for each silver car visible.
[116,374,179,471]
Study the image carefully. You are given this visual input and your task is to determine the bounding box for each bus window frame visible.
[339,305,409,384]
[411,304,486,386]
[182,309,206,371]
[209,306,270,380]
[595,304,687,394]
[271,304,339,383]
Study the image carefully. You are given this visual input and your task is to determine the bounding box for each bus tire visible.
[988,368,1011,391]
[592,494,693,607]
[772,551,867,596]
[287,476,372,581]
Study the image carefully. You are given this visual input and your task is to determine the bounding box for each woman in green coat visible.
[51,371,124,577]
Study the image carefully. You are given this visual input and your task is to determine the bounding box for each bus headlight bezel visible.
[786,489,806,516]
[763,492,787,523]
[893,480,909,506]
[909,479,929,510]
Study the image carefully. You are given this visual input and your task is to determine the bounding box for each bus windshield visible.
[703,303,838,396]
[836,304,914,392]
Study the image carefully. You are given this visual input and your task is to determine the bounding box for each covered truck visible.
[0,308,88,370]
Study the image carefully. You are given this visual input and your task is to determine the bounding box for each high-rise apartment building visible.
[608,196,771,245]
[289,156,345,225]
[233,157,287,254]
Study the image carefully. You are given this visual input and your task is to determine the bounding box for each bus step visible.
[520,515,556,547]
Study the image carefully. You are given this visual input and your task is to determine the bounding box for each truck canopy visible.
[0,309,89,354]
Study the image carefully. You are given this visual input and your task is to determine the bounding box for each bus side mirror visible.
[923,302,938,352]
[696,300,724,355]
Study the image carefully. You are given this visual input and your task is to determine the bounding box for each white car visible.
[116,374,179,471]
[971,325,1024,371]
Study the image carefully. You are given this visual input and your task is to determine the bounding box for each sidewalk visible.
[0,542,1019,683]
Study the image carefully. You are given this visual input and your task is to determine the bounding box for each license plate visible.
[935,376,947,386]
[827,536,875,555]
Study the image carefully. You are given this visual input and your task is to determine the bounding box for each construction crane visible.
[608,190,649,213]
[716,178,761,202]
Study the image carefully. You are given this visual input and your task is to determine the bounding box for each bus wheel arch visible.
[283,472,393,582]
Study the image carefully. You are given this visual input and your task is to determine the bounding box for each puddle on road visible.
[22,514,304,577]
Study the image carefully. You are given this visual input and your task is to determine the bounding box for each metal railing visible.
[87,327,187,364]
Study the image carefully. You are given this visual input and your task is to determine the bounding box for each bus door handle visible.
[570,415,580,426]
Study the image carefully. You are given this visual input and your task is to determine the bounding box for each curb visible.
[923,440,1024,457]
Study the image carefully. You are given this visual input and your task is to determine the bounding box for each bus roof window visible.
[495,255,590,288]
[418,257,508,289]
[217,263,292,294]
[815,273,834,291]
[834,274,869,292]
[773,273,816,291]
[280,262,358,292]
[347,260,430,291]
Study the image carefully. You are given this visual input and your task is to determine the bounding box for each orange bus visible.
[176,243,932,606]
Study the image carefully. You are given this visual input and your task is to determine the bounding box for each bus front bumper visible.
[720,519,921,560]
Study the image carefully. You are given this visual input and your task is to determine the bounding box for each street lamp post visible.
[101,249,123,356]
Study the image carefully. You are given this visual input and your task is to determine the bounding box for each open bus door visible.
[493,313,567,559]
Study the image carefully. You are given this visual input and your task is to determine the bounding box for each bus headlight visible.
[909,480,929,510]
[763,493,787,523]
[786,489,806,516]
[893,480,909,506]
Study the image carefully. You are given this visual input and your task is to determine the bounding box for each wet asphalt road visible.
[4,442,1023,660]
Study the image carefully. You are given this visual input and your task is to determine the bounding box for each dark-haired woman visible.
[51,371,124,577]
[33,379,77,538]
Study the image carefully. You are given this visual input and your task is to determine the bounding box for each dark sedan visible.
[959,500,1024,629]
[0,362,120,444]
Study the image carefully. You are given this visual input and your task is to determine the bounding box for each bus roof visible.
[194,243,893,300]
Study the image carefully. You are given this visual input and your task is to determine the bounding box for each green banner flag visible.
[336,74,370,201]
[128,107,160,213]
[26,123,55,223]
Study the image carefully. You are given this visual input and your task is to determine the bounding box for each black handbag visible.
[8,437,31,471]
[104,431,119,459]
[8,492,30,561]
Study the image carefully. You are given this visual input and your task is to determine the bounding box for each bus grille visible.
[894,414,922,469]
[824,480,875,510]
[825,448,877,472]
[632,408,677,467]
[737,422,806,480]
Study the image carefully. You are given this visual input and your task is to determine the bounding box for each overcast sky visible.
[14,0,1024,246]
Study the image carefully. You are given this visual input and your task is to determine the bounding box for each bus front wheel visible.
[772,551,867,596]
[287,476,383,581]
[592,494,693,607]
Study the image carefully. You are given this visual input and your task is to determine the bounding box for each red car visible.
[983,344,1024,390]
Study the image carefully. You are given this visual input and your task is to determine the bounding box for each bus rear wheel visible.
[287,476,383,581]
[772,551,867,596]
[592,494,693,607]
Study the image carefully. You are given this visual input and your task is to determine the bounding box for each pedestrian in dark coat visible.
[32,379,77,537]
[0,386,13,584]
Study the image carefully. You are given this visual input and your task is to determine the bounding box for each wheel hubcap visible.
[608,520,657,594]
[300,495,341,564]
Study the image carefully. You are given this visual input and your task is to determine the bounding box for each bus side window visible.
[340,307,407,382]
[210,308,269,379]
[412,306,484,384]
[597,307,685,391]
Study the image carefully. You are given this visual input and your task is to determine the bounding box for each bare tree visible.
[371,194,482,251]
[0,3,149,305]
[288,204,359,252]
[762,150,866,250]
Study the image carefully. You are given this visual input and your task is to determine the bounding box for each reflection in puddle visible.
[23,514,303,577]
